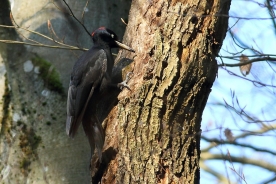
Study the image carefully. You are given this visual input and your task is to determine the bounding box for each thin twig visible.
[169,11,276,20]
[61,0,91,37]
[201,152,276,172]
[47,20,62,42]
[219,54,276,58]
[221,67,276,88]
[81,0,90,23]
[7,12,86,50]
[218,57,276,67]
[0,40,88,50]
[201,136,276,155]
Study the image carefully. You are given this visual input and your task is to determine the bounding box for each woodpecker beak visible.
[115,41,135,53]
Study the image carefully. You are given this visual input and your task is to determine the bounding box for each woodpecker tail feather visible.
[93,122,105,161]
[82,116,105,162]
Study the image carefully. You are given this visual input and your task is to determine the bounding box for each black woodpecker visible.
[66,27,135,161]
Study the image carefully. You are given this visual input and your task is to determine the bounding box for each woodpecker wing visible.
[66,49,107,137]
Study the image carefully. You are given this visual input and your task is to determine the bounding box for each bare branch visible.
[201,136,276,155]
[220,54,276,59]
[200,160,231,183]
[221,67,276,88]
[227,150,248,184]
[47,20,62,42]
[262,175,276,184]
[218,57,276,67]
[168,11,276,20]
[0,39,87,50]
[201,152,276,172]
[81,0,90,23]
[61,0,91,37]
[0,13,87,51]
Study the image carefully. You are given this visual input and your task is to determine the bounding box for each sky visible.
[201,0,276,183]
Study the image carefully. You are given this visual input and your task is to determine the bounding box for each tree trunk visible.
[0,0,231,183]
[99,0,231,183]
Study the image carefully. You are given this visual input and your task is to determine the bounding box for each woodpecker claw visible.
[118,72,133,90]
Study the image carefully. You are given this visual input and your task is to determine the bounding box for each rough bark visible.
[0,0,231,183]
[99,0,231,183]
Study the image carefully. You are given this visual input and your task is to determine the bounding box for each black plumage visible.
[66,27,135,161]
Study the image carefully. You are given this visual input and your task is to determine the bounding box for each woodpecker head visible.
[91,27,135,52]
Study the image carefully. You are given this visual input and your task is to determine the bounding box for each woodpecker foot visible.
[117,72,133,90]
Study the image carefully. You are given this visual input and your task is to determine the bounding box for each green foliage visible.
[32,56,63,94]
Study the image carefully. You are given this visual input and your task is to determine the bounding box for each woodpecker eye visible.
[111,34,114,38]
